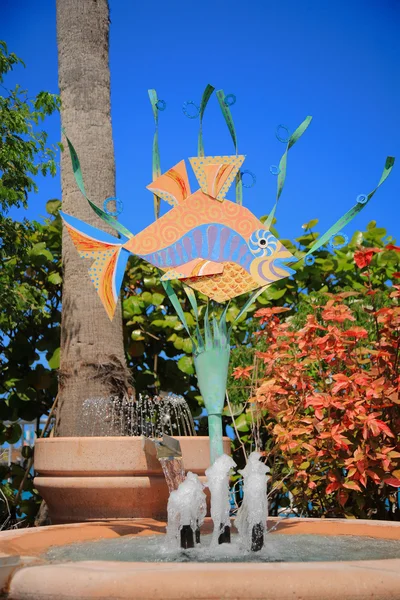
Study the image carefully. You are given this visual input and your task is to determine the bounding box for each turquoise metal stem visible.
[194,346,230,464]
[208,414,224,465]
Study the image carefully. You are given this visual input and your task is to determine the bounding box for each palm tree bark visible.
[56,0,131,436]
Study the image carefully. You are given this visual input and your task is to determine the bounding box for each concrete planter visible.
[34,436,231,524]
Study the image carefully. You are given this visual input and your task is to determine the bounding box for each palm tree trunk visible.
[56,0,131,436]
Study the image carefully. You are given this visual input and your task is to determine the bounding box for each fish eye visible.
[249,229,278,257]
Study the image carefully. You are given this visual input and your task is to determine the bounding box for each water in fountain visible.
[44,451,400,563]
[205,454,236,546]
[235,452,270,552]
[158,457,186,493]
[166,472,207,549]
[77,392,196,438]
[45,533,400,564]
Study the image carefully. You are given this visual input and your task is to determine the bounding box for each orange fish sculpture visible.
[61,151,296,319]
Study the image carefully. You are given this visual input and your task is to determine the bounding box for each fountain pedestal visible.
[34,436,231,524]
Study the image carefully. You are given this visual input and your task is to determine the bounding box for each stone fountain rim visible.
[2,518,400,599]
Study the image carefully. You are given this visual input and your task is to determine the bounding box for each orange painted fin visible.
[189,155,245,201]
[61,212,129,321]
[146,160,191,206]
[160,259,224,281]
[203,163,235,198]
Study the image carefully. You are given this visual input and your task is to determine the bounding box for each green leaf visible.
[302,219,318,230]
[17,391,34,402]
[299,461,310,470]
[222,402,243,417]
[131,329,145,341]
[152,292,165,306]
[266,287,287,300]
[178,355,194,375]
[141,291,153,304]
[48,272,62,285]
[46,199,61,215]
[48,347,60,370]
[152,319,166,328]
[29,242,53,261]
[295,234,317,247]
[173,337,184,350]
[6,423,22,445]
[350,231,363,246]
[182,338,193,354]
[143,276,158,288]
[234,413,250,432]
[256,294,269,305]
[123,296,144,317]
[183,312,195,327]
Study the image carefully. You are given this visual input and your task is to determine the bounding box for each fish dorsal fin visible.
[146,160,190,206]
[203,163,235,198]
[189,155,245,201]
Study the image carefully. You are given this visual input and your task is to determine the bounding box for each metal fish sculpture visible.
[61,152,296,320]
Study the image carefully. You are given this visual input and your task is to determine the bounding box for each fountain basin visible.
[1,518,400,599]
[34,436,231,523]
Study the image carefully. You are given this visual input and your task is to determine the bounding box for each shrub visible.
[234,248,400,518]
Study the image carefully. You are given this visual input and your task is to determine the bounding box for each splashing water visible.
[205,454,236,546]
[166,472,207,548]
[235,452,270,551]
[78,393,196,437]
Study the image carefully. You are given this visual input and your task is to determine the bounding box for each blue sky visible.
[3,0,400,244]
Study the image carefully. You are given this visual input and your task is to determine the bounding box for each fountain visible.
[2,474,400,599]
[33,391,228,524]
[205,454,236,546]
[166,472,207,549]
[235,452,270,552]
[1,88,398,599]
[148,434,186,493]
[77,392,196,438]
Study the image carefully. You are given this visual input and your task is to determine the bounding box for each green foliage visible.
[0,201,61,527]
[0,203,62,431]
[0,42,62,526]
[0,456,42,528]
[0,41,61,211]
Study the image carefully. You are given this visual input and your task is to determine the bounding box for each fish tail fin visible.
[61,211,130,320]
[89,247,131,320]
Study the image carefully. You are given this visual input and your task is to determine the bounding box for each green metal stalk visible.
[208,413,224,465]
[194,346,230,464]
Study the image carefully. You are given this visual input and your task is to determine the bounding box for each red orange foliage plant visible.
[234,248,400,518]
